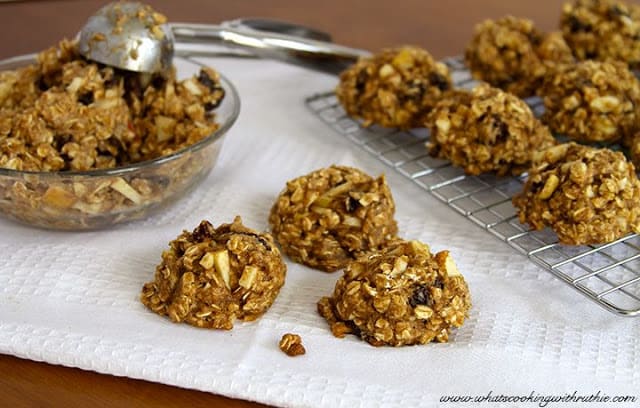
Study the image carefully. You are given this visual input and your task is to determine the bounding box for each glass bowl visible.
[0,54,240,230]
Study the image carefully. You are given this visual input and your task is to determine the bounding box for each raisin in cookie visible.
[141,217,286,329]
[318,239,471,346]
[269,165,398,272]
[512,143,640,245]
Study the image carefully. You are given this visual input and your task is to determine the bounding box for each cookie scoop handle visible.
[172,23,370,75]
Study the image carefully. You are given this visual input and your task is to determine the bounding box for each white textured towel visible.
[0,51,638,408]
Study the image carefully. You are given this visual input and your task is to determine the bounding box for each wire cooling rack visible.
[305,56,640,317]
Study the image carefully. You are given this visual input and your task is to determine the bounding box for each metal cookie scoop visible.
[78,2,174,73]
[78,1,369,75]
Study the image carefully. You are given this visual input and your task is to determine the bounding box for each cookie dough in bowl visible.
[269,165,398,272]
[335,46,452,129]
[141,217,286,329]
[0,39,239,229]
[317,239,471,346]
[512,143,640,245]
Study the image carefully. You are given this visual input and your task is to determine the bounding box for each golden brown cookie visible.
[426,85,556,176]
[465,16,574,97]
[336,46,452,129]
[317,239,471,347]
[269,165,398,272]
[560,0,640,69]
[540,60,640,144]
[512,143,640,245]
[141,217,286,329]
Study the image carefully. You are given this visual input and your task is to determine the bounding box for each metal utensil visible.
[221,18,333,43]
[78,1,369,75]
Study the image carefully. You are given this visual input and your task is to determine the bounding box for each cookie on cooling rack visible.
[269,165,398,272]
[335,46,452,129]
[560,0,640,69]
[465,16,574,97]
[540,60,640,144]
[426,84,556,176]
[141,217,286,329]
[317,239,471,346]
[512,143,640,245]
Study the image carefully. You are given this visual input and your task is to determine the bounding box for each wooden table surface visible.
[0,0,574,406]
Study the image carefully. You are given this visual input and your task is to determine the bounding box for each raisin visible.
[192,220,216,241]
[428,72,450,91]
[355,69,368,92]
[151,75,167,89]
[409,285,431,307]
[204,100,221,111]
[584,50,598,59]
[404,80,426,102]
[567,15,591,33]
[257,236,272,251]
[345,196,360,212]
[491,114,510,143]
[36,76,48,91]
[53,134,71,151]
[198,69,217,90]
[78,91,94,105]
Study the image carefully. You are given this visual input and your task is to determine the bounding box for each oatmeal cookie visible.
[426,85,556,176]
[512,143,640,245]
[0,39,224,171]
[269,165,398,272]
[317,239,471,346]
[560,0,640,69]
[141,217,286,330]
[335,46,452,129]
[465,16,574,97]
[540,60,640,143]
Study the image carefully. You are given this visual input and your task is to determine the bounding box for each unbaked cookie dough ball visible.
[336,46,452,129]
[560,0,640,68]
[269,165,398,272]
[317,239,471,346]
[540,60,640,143]
[512,143,640,245]
[141,217,286,329]
[426,85,556,176]
[465,16,574,97]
